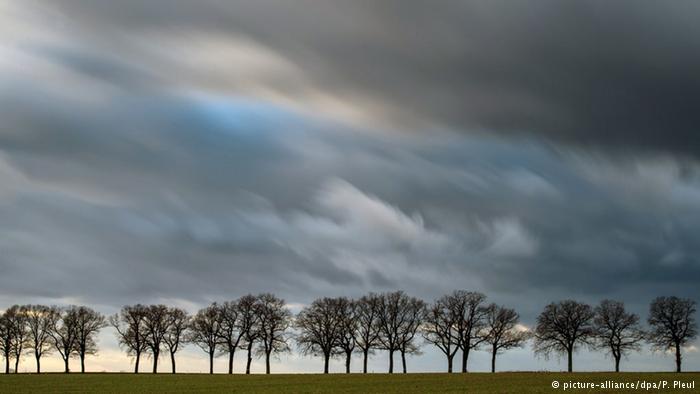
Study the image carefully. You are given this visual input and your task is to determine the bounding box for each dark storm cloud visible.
[1,78,700,319]
[23,0,700,156]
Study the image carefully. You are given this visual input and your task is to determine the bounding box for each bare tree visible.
[376,291,425,373]
[594,300,644,372]
[0,308,18,373]
[22,305,59,374]
[189,303,222,374]
[482,303,530,373]
[163,307,189,374]
[110,304,149,373]
[647,296,697,373]
[73,306,106,373]
[295,297,344,374]
[376,292,401,373]
[423,295,461,373]
[5,305,28,374]
[217,300,242,374]
[49,306,80,373]
[256,293,292,374]
[452,291,488,373]
[237,294,262,374]
[334,297,357,374]
[355,293,382,373]
[534,300,595,372]
[143,305,169,373]
[396,297,425,374]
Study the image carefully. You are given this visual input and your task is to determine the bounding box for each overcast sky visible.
[1,0,699,373]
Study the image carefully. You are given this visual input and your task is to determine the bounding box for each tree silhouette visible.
[5,306,29,374]
[256,293,291,374]
[482,303,530,373]
[0,307,20,373]
[647,296,697,373]
[355,293,382,373]
[534,300,595,372]
[143,305,169,373]
[110,304,149,373]
[377,291,425,373]
[295,297,344,374]
[594,300,644,372]
[189,303,223,374]
[163,307,189,374]
[237,295,262,375]
[396,297,425,374]
[73,306,106,373]
[334,297,358,374]
[217,300,242,374]
[452,291,488,373]
[22,305,59,374]
[49,306,80,373]
[423,295,462,373]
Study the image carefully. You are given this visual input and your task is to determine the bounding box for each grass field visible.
[0,372,698,393]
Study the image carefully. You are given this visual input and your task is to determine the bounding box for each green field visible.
[0,372,698,393]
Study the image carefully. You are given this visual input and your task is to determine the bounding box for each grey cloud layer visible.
[1,83,699,322]
[14,0,700,156]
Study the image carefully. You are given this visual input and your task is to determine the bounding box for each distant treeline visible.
[0,292,696,374]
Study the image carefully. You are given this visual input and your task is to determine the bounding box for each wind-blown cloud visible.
[6,0,700,155]
[1,82,698,309]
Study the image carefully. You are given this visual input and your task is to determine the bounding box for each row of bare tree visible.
[0,292,696,374]
[294,293,698,374]
[0,305,105,374]
[534,296,697,373]
[294,291,527,375]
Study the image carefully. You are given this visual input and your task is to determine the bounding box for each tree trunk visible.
[461,346,470,373]
[246,345,253,375]
[266,351,271,374]
[675,342,682,373]
[14,356,19,374]
[345,351,351,374]
[209,351,214,374]
[36,354,41,374]
[401,350,407,374]
[362,349,369,373]
[323,353,330,374]
[170,351,176,374]
[134,352,140,374]
[614,355,620,373]
[64,357,70,373]
[228,350,235,374]
[491,345,497,373]
[567,348,573,372]
[5,356,9,373]
[388,349,394,373]
[447,353,453,373]
[80,353,86,373]
[152,350,159,373]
